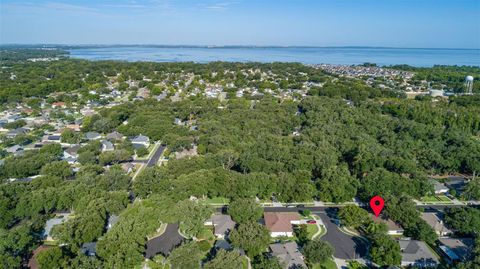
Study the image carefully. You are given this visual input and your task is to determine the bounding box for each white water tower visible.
[465,75,474,95]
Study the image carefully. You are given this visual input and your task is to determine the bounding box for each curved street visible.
[317,212,367,260]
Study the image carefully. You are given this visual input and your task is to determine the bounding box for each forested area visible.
[1,54,480,268]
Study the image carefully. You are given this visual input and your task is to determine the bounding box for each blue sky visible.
[1,0,479,48]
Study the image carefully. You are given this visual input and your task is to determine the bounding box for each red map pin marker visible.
[370,196,384,217]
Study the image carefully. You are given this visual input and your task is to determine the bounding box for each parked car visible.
[307,220,316,224]
[296,204,305,208]
[286,204,296,208]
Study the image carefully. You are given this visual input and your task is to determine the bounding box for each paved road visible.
[147,145,166,167]
[145,223,183,258]
[317,212,367,260]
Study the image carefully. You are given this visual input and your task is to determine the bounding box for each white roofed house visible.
[63,145,80,159]
[101,140,114,152]
[429,179,449,194]
[6,144,23,154]
[130,134,150,149]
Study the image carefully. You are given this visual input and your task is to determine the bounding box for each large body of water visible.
[68,46,480,67]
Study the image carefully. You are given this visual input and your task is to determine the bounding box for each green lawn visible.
[307,224,319,239]
[242,257,249,269]
[206,197,230,204]
[421,195,452,203]
[313,259,337,269]
[197,227,215,241]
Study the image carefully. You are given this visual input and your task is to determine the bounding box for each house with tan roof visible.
[264,212,301,237]
[421,213,452,237]
[372,215,404,236]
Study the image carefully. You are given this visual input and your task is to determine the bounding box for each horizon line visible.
[1,43,480,51]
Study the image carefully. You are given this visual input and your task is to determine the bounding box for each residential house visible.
[420,213,452,236]
[438,238,474,263]
[52,102,66,108]
[137,88,151,99]
[42,134,61,144]
[85,131,101,141]
[0,120,7,131]
[106,131,124,141]
[205,214,236,239]
[264,212,301,237]
[6,144,23,154]
[131,134,150,149]
[107,215,119,231]
[65,124,81,132]
[372,215,404,236]
[28,246,52,269]
[5,127,28,139]
[63,145,80,159]
[121,163,135,174]
[101,140,114,152]
[398,239,439,267]
[80,242,97,256]
[175,146,198,160]
[80,107,96,117]
[429,179,449,194]
[269,241,306,269]
[43,213,71,241]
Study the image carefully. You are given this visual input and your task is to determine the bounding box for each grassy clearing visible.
[312,259,337,269]
[205,197,230,204]
[421,195,452,203]
[307,224,319,239]
[197,227,215,241]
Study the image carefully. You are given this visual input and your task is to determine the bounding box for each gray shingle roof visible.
[270,241,306,269]
[399,240,439,266]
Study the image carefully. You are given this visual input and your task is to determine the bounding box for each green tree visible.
[404,219,437,245]
[369,233,401,266]
[36,247,66,269]
[228,198,263,224]
[302,239,334,265]
[40,161,72,179]
[444,207,480,236]
[253,255,282,269]
[463,179,480,200]
[176,200,213,238]
[338,205,370,228]
[169,242,202,269]
[204,249,244,269]
[294,224,309,246]
[61,129,82,144]
[78,151,97,165]
[136,146,149,157]
[230,222,270,257]
[317,165,358,203]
